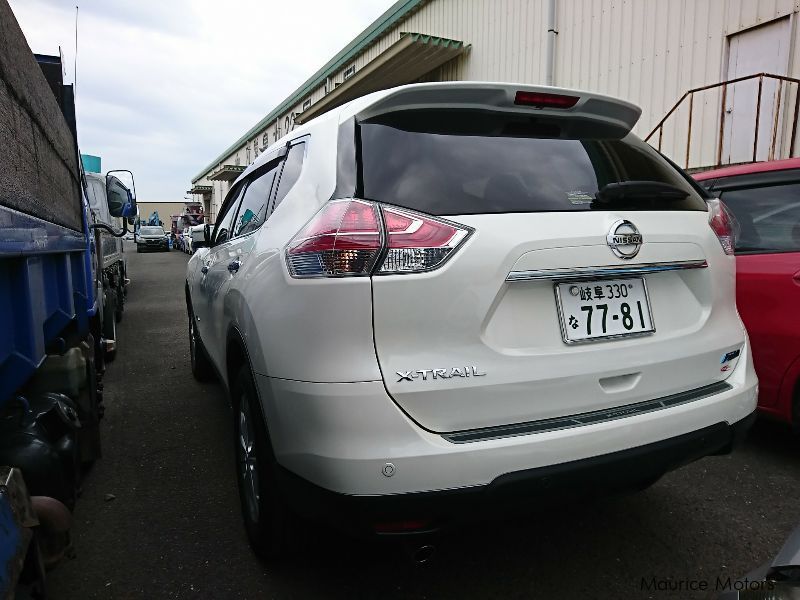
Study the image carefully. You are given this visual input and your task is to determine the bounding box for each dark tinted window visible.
[359,110,706,215]
[272,142,306,212]
[719,182,800,253]
[213,184,245,245]
[232,162,280,238]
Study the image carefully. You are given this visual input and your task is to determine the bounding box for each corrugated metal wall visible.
[554,0,800,168]
[198,0,800,216]
[412,0,800,169]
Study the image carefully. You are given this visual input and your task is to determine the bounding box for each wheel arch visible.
[225,324,281,440]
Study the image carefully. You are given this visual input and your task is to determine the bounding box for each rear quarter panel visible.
[228,115,383,384]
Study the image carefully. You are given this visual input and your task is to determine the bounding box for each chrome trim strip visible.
[442,381,732,444]
[506,260,709,282]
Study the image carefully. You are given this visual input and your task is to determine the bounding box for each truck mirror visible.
[106,170,137,218]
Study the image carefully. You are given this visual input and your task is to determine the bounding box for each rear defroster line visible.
[442,380,732,443]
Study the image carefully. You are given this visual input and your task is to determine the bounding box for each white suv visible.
[186,82,757,557]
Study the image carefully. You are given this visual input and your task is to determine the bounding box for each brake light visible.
[514,91,579,108]
[286,200,472,278]
[707,198,738,255]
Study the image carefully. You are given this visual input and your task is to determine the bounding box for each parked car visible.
[136,225,169,252]
[123,231,134,241]
[694,158,800,427]
[186,82,757,559]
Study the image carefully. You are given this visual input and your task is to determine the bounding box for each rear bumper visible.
[277,410,755,535]
[258,341,758,527]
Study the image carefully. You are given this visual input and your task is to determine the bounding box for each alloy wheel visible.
[238,395,260,523]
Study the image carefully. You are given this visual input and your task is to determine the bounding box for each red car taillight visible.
[286,200,472,278]
[707,198,738,255]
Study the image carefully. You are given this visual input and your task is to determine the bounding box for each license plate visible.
[555,278,655,344]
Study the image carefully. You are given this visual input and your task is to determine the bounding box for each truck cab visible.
[84,171,136,358]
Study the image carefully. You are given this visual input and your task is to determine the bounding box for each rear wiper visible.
[594,181,690,204]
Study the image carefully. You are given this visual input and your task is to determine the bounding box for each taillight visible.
[379,205,470,274]
[286,199,382,277]
[286,200,472,278]
[707,198,738,255]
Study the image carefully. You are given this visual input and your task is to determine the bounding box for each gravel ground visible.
[47,242,800,600]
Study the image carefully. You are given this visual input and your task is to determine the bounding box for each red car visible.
[695,158,800,427]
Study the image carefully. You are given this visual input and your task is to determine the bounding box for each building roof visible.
[192,0,427,183]
[295,32,467,125]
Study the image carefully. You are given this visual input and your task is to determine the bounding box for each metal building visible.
[190,0,800,221]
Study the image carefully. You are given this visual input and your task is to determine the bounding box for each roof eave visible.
[191,0,428,183]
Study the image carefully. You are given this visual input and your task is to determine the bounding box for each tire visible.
[136,247,141,253]
[233,365,301,560]
[102,291,117,362]
[188,305,214,382]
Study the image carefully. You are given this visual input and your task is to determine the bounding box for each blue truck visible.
[0,3,137,595]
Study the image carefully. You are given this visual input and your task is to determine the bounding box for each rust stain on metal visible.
[753,75,763,163]
[685,92,694,168]
[717,82,727,167]
[769,79,783,161]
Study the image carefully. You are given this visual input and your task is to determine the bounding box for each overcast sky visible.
[9,0,390,202]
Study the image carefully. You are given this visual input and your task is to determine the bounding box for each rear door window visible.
[718,181,800,253]
[358,110,707,215]
[231,161,281,238]
[213,184,245,245]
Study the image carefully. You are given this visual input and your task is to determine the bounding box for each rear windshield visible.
[358,110,707,215]
[718,182,800,254]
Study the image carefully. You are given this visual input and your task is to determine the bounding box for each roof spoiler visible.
[353,82,641,136]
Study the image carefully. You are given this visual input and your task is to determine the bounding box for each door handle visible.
[227,260,241,273]
[201,266,209,275]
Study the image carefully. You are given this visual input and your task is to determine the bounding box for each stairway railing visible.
[645,73,800,169]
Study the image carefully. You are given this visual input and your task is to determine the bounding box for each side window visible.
[91,181,106,207]
[272,142,306,212]
[84,179,99,208]
[232,162,281,238]
[719,181,800,253]
[213,184,245,245]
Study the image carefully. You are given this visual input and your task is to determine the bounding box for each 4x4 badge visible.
[396,366,486,382]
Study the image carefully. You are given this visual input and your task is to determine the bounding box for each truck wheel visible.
[102,291,117,362]
[233,365,301,560]
[188,307,214,382]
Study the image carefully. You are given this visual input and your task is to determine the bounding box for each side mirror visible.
[106,170,137,218]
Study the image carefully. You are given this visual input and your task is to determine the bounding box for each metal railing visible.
[645,73,800,168]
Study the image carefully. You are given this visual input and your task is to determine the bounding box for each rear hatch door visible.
[362,108,743,433]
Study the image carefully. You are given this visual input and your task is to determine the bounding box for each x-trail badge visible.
[607,219,643,259]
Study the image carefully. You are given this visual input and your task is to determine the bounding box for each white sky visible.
[8,0,392,201]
